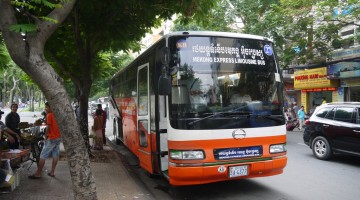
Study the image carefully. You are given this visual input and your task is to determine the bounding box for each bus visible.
[109,31,287,186]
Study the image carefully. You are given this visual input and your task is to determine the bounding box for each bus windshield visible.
[168,36,285,130]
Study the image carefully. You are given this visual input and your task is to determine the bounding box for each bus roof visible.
[164,31,272,42]
[112,31,273,79]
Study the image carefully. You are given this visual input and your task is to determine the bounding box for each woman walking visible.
[92,109,103,150]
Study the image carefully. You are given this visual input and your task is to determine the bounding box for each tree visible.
[173,0,238,32]
[0,1,96,199]
[1,0,217,199]
[230,0,360,68]
[44,0,219,155]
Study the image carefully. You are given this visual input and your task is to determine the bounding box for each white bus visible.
[109,31,287,186]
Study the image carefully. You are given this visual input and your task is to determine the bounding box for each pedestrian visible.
[5,103,21,149]
[0,109,19,148]
[29,102,61,179]
[0,127,7,184]
[97,104,107,145]
[92,109,103,150]
[293,102,299,118]
[297,106,305,131]
[322,97,327,104]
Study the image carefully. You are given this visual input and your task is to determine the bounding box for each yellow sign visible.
[301,91,308,112]
[294,67,339,89]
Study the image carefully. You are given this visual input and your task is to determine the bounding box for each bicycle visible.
[21,125,45,168]
[29,137,44,164]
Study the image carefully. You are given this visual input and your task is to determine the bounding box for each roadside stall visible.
[0,120,44,193]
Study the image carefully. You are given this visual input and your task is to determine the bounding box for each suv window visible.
[315,107,332,118]
[356,108,360,124]
[333,107,354,123]
[325,108,335,120]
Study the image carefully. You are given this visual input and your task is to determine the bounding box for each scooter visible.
[286,117,300,131]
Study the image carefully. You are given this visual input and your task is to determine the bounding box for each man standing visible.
[97,104,107,145]
[297,106,306,131]
[5,103,21,149]
[293,102,299,118]
[29,102,61,179]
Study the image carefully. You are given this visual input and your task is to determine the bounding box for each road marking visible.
[297,143,307,146]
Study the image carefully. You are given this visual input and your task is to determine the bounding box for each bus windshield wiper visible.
[250,114,284,123]
[187,111,251,126]
[187,112,225,126]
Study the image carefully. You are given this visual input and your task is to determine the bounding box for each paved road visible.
[126,130,360,200]
[9,110,360,200]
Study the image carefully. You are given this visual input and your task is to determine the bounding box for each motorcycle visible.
[286,116,300,131]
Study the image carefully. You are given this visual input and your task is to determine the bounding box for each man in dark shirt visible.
[5,103,21,149]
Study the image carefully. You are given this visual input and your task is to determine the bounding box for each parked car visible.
[303,102,360,160]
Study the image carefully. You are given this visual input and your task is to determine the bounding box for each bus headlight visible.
[170,150,205,160]
[270,144,286,153]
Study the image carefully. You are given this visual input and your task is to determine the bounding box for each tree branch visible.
[35,0,77,44]
[0,0,26,58]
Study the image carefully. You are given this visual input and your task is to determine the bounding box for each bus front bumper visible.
[167,156,287,186]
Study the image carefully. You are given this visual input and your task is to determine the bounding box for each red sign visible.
[301,87,337,92]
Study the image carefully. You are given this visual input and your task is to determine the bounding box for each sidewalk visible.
[1,114,155,200]
[1,143,154,200]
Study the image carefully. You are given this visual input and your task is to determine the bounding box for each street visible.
[127,130,360,200]
[11,111,360,200]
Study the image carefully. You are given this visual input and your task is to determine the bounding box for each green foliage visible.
[39,16,58,23]
[9,0,63,33]
[43,0,217,100]
[11,0,62,9]
[0,34,12,70]
[231,0,360,68]
[173,0,237,32]
[9,24,37,33]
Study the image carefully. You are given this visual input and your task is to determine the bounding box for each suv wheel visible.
[312,136,333,160]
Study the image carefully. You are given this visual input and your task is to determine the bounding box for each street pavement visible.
[0,108,155,200]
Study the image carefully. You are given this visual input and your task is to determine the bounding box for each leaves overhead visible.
[231,0,360,68]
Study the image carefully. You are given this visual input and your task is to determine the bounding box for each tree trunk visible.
[30,85,35,112]
[78,94,92,156]
[3,72,9,107]
[18,55,97,199]
[9,76,19,105]
[0,0,97,199]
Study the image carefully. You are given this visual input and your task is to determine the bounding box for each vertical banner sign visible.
[301,91,308,112]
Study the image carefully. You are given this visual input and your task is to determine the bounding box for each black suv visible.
[303,102,360,160]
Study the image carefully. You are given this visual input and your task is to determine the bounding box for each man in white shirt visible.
[230,88,252,104]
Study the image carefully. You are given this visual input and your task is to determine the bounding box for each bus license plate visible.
[229,165,248,178]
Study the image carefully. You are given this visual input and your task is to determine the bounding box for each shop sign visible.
[284,82,294,91]
[328,46,360,79]
[301,87,337,92]
[340,79,360,87]
[327,62,360,79]
[329,46,360,60]
[294,67,339,89]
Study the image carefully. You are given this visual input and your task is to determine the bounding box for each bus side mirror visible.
[158,74,171,95]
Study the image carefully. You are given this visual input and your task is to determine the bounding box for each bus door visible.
[137,64,153,173]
